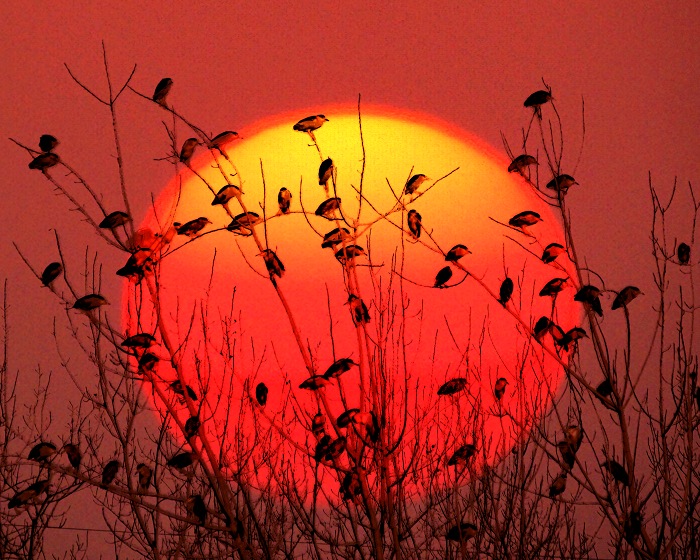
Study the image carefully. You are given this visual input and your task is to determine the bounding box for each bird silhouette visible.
[72,294,109,312]
[524,89,552,118]
[323,357,358,379]
[28,152,60,171]
[167,451,197,471]
[99,211,131,229]
[341,471,362,502]
[8,480,50,509]
[278,187,292,214]
[404,174,428,195]
[29,442,57,463]
[169,380,198,402]
[434,266,453,288]
[546,174,577,195]
[508,210,542,233]
[186,495,207,525]
[137,352,159,374]
[311,413,326,436]
[558,440,576,471]
[176,217,211,238]
[136,463,152,493]
[152,78,173,106]
[255,382,268,406]
[315,197,341,219]
[565,425,584,453]
[407,209,422,239]
[437,377,467,396]
[507,154,537,173]
[335,245,366,264]
[63,443,81,470]
[260,249,285,279]
[179,138,198,163]
[208,130,239,151]
[533,316,551,340]
[678,242,691,264]
[494,378,508,400]
[39,134,59,152]
[611,286,642,310]
[299,376,329,390]
[549,472,568,498]
[101,460,120,487]
[337,408,360,428]
[41,262,63,286]
[542,243,566,263]
[184,415,201,440]
[446,522,477,542]
[574,285,603,317]
[445,244,471,262]
[321,227,352,248]
[447,444,477,466]
[318,158,334,185]
[539,277,568,297]
[121,333,156,350]
[347,294,370,325]
[293,115,328,132]
[499,277,514,306]
[602,459,630,486]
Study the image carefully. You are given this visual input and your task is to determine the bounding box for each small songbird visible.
[341,471,362,502]
[99,211,131,229]
[29,441,57,463]
[336,408,360,428]
[347,294,370,325]
[601,459,630,486]
[186,494,207,525]
[507,154,537,173]
[101,460,121,487]
[315,197,341,219]
[299,375,329,391]
[558,440,576,470]
[437,377,467,396]
[260,249,285,279]
[509,210,542,232]
[278,187,292,214]
[28,152,60,171]
[63,443,82,470]
[494,377,508,400]
[574,285,603,317]
[407,209,422,239]
[230,212,260,227]
[318,158,334,185]
[152,78,173,106]
[561,327,588,351]
[136,463,152,493]
[335,245,366,264]
[524,89,552,118]
[41,262,63,286]
[533,316,551,340]
[404,174,428,195]
[446,522,477,542]
[499,277,514,306]
[208,130,239,150]
[546,174,577,194]
[72,294,109,312]
[121,333,156,350]
[539,277,568,297]
[447,443,477,466]
[167,451,197,471]
[169,380,198,401]
[596,379,613,398]
[445,244,471,262]
[321,227,352,248]
[611,286,642,310]
[255,382,268,406]
[323,436,347,461]
[8,480,50,509]
[311,413,326,436]
[137,352,159,374]
[542,243,566,264]
[624,511,643,543]
[564,425,584,453]
[293,115,329,132]
[176,217,211,238]
[549,472,568,498]
[323,357,358,379]
[179,138,198,163]
[434,266,453,288]
[678,242,691,265]
[39,134,59,152]
[184,415,200,440]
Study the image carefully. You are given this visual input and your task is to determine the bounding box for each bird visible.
[352,411,380,443]
[29,441,57,463]
[99,211,131,230]
[508,210,542,232]
[336,408,360,428]
[321,227,352,248]
[601,459,630,486]
[208,130,239,150]
[318,158,334,185]
[323,357,358,379]
[178,138,198,163]
[539,277,568,297]
[549,472,568,498]
[299,375,329,391]
[446,522,477,542]
[562,327,588,350]
[445,244,471,261]
[565,425,584,453]
[595,380,617,410]
[335,245,366,264]
[260,249,285,279]
[152,78,173,106]
[678,242,691,264]
[311,413,326,436]
[549,323,567,348]
[293,115,328,132]
[230,212,261,228]
[278,187,292,214]
[315,197,341,219]
[624,511,643,543]
[136,463,152,493]
[434,266,453,288]
[63,443,81,470]
[320,436,347,461]
[347,294,370,325]
[507,154,538,173]
[167,451,197,471]
[447,444,477,466]
[169,380,198,401]
[611,286,642,310]
[574,285,603,317]
[39,134,59,152]
[437,378,467,396]
[116,256,147,282]
[341,471,362,502]
[542,243,566,264]
[8,479,50,509]
[406,209,422,239]
[72,294,109,312]
[499,277,514,306]
[28,152,60,171]
[186,494,207,525]
[524,89,552,117]
[211,185,241,206]
[557,440,576,471]
[41,262,63,286]
[101,460,120,487]
[596,379,613,397]
[494,378,508,400]
[175,217,211,238]
[137,352,159,374]
[546,174,577,194]
[533,316,551,340]
[184,415,201,440]
[121,333,157,349]
[404,174,428,195]
[255,382,268,406]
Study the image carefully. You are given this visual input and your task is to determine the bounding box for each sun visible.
[124,105,580,500]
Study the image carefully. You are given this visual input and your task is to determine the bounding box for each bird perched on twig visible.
[549,472,568,498]
[136,463,152,493]
[260,249,285,279]
[318,158,334,186]
[169,380,198,402]
[101,460,120,487]
[8,480,50,509]
[175,217,211,238]
[508,210,542,234]
[404,174,428,195]
[315,197,341,219]
[575,285,603,317]
[601,459,630,486]
[323,358,358,379]
[445,244,470,262]
[121,333,156,350]
[447,444,476,466]
[99,211,131,229]
[678,242,691,265]
[347,294,370,325]
[558,440,576,471]
[542,243,566,264]
[179,138,198,163]
[539,277,568,297]
[184,415,201,440]
[63,443,81,470]
[546,174,577,195]
[168,451,198,471]
[407,209,422,239]
[321,227,352,248]
[434,266,453,288]
[446,522,477,542]
[29,442,57,463]
[311,413,326,436]
[336,408,360,428]
[507,154,537,174]
[72,294,109,312]
[208,130,239,151]
[152,78,173,106]
[533,316,551,340]
[299,376,329,391]
[611,286,642,310]
[437,378,467,396]
[186,494,207,525]
[39,134,59,152]
[293,115,328,132]
[494,377,508,401]
[255,382,268,406]
[28,152,60,171]
[41,262,63,286]
[335,245,366,264]
[499,277,514,306]
[524,89,552,118]
[278,187,292,214]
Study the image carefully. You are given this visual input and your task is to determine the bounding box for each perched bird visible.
[137,352,159,374]
[624,511,642,543]
[565,425,584,453]
[186,494,207,525]
[323,357,358,379]
[29,441,57,463]
[446,522,477,542]
[116,256,147,282]
[549,472,568,498]
[184,415,201,440]
[499,277,514,306]
[230,212,261,228]
[299,375,329,391]
[574,285,603,317]
[678,242,691,265]
[318,158,334,185]
[335,245,366,264]
[494,378,508,401]
[447,443,477,466]
[63,443,81,470]
[549,324,567,348]
[175,217,211,238]
[596,379,613,398]
[255,382,268,406]
[694,386,700,410]
[8,479,50,509]
[602,459,630,486]
[539,277,568,297]
[293,114,328,132]
[445,244,471,262]
[101,460,120,487]
[278,187,292,214]
[169,380,198,401]
[41,262,63,286]
[152,78,173,106]
[524,89,552,117]
[260,249,285,279]
[434,266,453,288]
[407,209,422,239]
[507,154,537,173]
[336,408,360,428]
[311,413,326,436]
[352,411,380,443]
[542,243,566,264]
[208,130,239,150]
[546,174,577,194]
[121,333,157,350]
[72,294,109,312]
[437,377,467,396]
[136,463,152,493]
[321,227,352,248]
[315,197,341,219]
[508,210,542,232]
[558,440,576,471]
[404,174,428,195]
[167,451,197,471]
[341,471,362,502]
[347,294,370,325]
[317,436,347,461]
[611,286,642,310]
[211,185,241,206]
[99,211,131,229]
[533,316,551,340]
[561,327,588,351]
[39,134,59,152]
[179,138,198,163]
[28,152,60,171]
